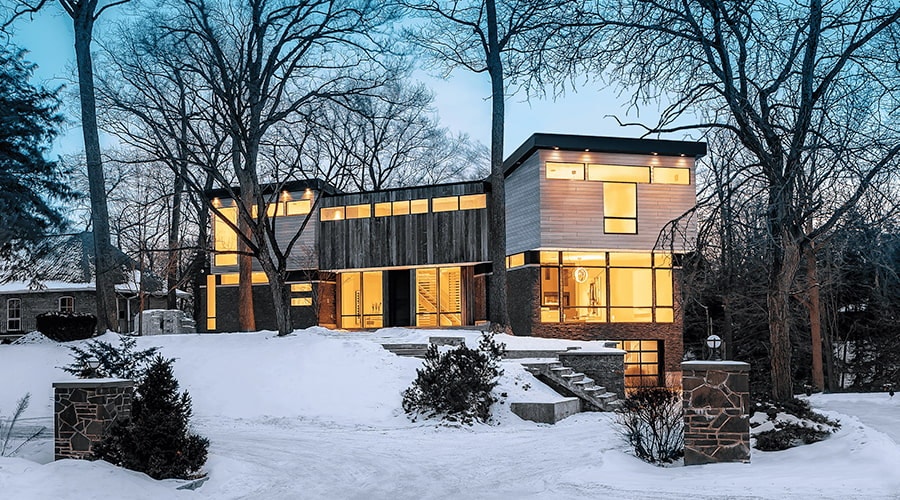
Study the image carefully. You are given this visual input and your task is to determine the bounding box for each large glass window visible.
[617,340,663,388]
[7,299,21,331]
[588,165,650,183]
[340,271,383,329]
[540,251,674,323]
[603,183,637,234]
[59,296,74,313]
[546,162,584,180]
[653,167,690,184]
[416,267,462,327]
[214,206,238,266]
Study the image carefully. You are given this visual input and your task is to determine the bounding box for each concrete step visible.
[381,343,430,358]
[561,373,584,383]
[550,367,573,377]
[510,398,582,424]
[573,378,595,388]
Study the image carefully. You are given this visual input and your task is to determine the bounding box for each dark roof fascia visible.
[503,133,708,177]
[205,178,340,201]
[322,179,490,199]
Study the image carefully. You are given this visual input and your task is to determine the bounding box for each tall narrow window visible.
[340,271,383,328]
[603,183,637,234]
[206,274,216,331]
[415,267,462,327]
[214,206,238,266]
[7,299,21,331]
[59,296,74,313]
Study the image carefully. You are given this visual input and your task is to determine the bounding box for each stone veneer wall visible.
[681,361,750,465]
[557,350,626,398]
[508,266,684,384]
[54,379,133,460]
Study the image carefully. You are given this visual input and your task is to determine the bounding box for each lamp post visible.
[83,358,101,379]
[706,334,722,361]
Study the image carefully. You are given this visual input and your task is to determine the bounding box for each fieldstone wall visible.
[681,361,750,465]
[54,379,133,460]
[558,350,626,398]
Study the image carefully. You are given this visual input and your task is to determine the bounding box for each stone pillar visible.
[558,350,625,398]
[53,379,133,460]
[681,361,750,465]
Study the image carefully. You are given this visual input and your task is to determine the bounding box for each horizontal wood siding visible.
[505,153,541,254]
[537,149,697,252]
[318,182,489,270]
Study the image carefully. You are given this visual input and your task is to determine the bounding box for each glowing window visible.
[7,299,21,331]
[654,253,673,268]
[206,274,216,331]
[561,267,606,323]
[459,194,487,210]
[286,199,311,216]
[432,196,458,212]
[603,183,637,234]
[392,200,410,215]
[609,308,653,323]
[588,165,650,183]
[251,272,269,284]
[321,207,345,221]
[415,267,461,327]
[507,253,525,268]
[561,252,605,267]
[653,167,691,184]
[59,296,74,313]
[608,253,652,268]
[220,274,239,285]
[609,268,653,307]
[540,251,560,265]
[410,199,429,214]
[616,340,662,387]
[656,308,674,323]
[291,283,313,292]
[374,202,392,217]
[345,204,371,219]
[340,271,382,329]
[546,162,584,180]
[655,269,673,307]
[291,297,313,307]
[214,206,238,266]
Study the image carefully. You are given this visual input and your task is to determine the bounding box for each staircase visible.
[381,343,430,358]
[521,360,620,412]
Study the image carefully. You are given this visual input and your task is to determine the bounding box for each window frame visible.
[602,182,638,234]
[59,296,74,313]
[7,298,21,332]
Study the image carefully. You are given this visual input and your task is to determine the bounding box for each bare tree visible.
[567,0,900,400]
[400,0,576,331]
[4,0,134,333]
[149,0,395,335]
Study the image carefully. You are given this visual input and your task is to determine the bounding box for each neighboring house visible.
[0,232,191,341]
[202,133,706,387]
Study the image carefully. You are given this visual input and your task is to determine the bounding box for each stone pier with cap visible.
[681,360,751,465]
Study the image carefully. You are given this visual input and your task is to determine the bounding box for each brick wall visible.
[0,290,97,335]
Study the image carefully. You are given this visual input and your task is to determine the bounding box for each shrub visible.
[1,393,45,457]
[615,386,684,464]
[36,311,96,342]
[751,397,840,451]
[93,355,209,480]
[402,331,505,425]
[61,334,159,380]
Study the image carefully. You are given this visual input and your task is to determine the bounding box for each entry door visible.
[340,271,383,329]
[387,269,412,327]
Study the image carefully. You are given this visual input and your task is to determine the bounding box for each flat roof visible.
[205,178,339,200]
[503,133,707,176]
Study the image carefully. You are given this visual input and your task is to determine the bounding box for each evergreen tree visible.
[93,355,208,480]
[0,47,71,257]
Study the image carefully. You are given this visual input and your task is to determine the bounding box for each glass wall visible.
[616,340,662,388]
[415,267,462,327]
[340,271,383,328]
[540,251,673,323]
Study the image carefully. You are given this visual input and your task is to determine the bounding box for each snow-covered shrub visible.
[36,311,96,342]
[615,386,684,464]
[402,331,505,425]
[751,397,840,451]
[61,334,159,380]
[1,393,44,457]
[93,355,208,480]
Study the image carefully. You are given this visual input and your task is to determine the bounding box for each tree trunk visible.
[805,241,825,391]
[768,232,801,401]
[237,197,256,332]
[485,0,509,330]
[72,6,118,333]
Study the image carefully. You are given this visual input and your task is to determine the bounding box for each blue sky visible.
[7,5,666,159]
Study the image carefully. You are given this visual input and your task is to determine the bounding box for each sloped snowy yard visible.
[1,328,899,499]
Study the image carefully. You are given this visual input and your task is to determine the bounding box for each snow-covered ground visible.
[1,328,899,499]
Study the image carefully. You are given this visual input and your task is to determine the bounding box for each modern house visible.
[202,133,706,387]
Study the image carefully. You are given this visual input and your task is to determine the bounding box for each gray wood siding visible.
[505,153,542,254]
[537,149,697,252]
[318,182,489,270]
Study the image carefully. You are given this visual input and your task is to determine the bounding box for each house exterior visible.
[0,277,184,341]
[202,133,705,387]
